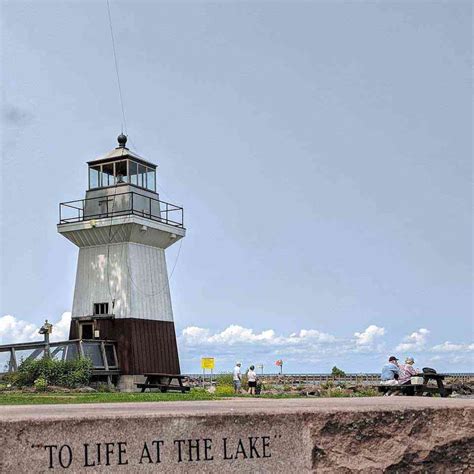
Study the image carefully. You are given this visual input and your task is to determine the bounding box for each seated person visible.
[380,356,400,385]
[398,357,419,384]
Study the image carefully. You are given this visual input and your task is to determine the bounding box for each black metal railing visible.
[59,191,184,228]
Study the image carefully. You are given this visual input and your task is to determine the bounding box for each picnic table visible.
[378,373,450,398]
[136,373,190,393]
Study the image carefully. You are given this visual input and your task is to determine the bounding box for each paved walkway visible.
[1,396,472,421]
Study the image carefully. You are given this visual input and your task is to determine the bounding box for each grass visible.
[0,388,306,405]
[0,389,218,405]
[0,389,379,405]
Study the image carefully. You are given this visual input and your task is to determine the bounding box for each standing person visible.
[399,357,419,384]
[380,356,400,385]
[247,365,257,395]
[233,362,242,393]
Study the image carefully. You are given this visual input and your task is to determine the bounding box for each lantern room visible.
[87,134,157,192]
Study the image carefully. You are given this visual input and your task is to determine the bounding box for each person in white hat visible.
[399,356,420,384]
[233,362,242,393]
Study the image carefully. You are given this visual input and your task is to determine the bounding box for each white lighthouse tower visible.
[57,134,185,386]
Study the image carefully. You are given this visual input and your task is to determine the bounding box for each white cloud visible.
[431,341,474,353]
[50,312,72,341]
[291,329,336,343]
[0,315,38,344]
[0,312,71,345]
[353,325,385,346]
[207,325,277,345]
[179,324,342,369]
[180,324,336,348]
[181,326,211,344]
[396,328,430,352]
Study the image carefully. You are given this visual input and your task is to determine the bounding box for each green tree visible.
[331,366,346,378]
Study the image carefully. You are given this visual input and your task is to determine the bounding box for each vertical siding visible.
[97,319,180,374]
[72,244,130,318]
[128,243,174,322]
[71,242,173,322]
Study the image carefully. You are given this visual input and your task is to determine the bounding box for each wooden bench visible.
[378,373,451,398]
[136,373,190,393]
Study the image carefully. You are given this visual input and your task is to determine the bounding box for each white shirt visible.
[233,365,241,381]
[247,369,257,382]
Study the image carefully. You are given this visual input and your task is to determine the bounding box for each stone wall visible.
[1,398,472,472]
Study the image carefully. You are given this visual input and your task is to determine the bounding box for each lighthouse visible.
[57,134,185,387]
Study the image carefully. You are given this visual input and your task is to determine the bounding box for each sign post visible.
[275,359,283,375]
[201,357,215,386]
[38,320,53,358]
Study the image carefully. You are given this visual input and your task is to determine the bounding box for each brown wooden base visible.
[69,318,180,375]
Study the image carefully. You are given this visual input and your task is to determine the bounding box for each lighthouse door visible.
[80,323,94,340]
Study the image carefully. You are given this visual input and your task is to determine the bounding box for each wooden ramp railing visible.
[0,339,120,383]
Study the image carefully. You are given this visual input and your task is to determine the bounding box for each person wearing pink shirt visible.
[399,357,419,384]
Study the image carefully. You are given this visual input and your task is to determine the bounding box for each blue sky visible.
[1,1,472,373]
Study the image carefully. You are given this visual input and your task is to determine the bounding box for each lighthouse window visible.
[138,164,146,188]
[115,160,128,184]
[102,163,115,187]
[124,161,156,190]
[89,166,100,189]
[147,168,156,191]
[93,302,109,315]
[129,161,138,186]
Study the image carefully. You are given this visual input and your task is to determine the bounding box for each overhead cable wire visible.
[103,1,183,302]
[106,0,127,135]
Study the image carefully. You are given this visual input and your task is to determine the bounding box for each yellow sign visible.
[201,357,215,370]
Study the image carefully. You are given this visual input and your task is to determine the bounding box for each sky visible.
[1,0,472,374]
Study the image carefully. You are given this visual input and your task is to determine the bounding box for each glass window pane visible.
[105,344,117,367]
[102,163,115,187]
[51,345,66,361]
[147,169,156,191]
[138,164,146,188]
[65,344,79,361]
[89,166,100,189]
[115,160,128,184]
[82,343,104,367]
[129,161,138,185]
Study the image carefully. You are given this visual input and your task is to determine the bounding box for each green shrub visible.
[353,387,378,397]
[190,387,208,395]
[215,385,235,397]
[34,377,48,392]
[215,373,233,386]
[96,383,115,393]
[3,371,20,386]
[14,357,93,388]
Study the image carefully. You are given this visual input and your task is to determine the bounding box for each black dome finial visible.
[117,133,127,148]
